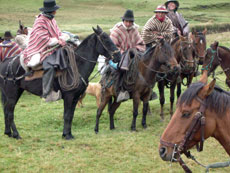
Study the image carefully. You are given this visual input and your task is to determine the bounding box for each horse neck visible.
[139,50,160,85]
[75,35,99,80]
[218,47,230,76]
[210,109,230,155]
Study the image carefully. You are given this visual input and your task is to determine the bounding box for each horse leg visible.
[158,81,165,121]
[131,95,140,131]
[62,93,79,140]
[177,82,181,98]
[95,95,111,134]
[2,89,23,139]
[142,101,149,129]
[170,82,176,118]
[108,98,121,130]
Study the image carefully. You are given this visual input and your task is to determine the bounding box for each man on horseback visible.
[22,0,69,100]
[165,0,189,37]
[109,9,146,102]
[141,5,174,49]
[0,31,22,61]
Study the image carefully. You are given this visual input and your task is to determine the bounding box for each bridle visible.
[201,48,218,71]
[160,96,207,173]
[179,40,196,75]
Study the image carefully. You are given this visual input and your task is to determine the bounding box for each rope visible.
[58,46,80,91]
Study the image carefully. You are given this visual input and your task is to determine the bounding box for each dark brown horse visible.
[95,39,180,133]
[190,28,207,65]
[157,36,195,120]
[202,41,230,88]
[159,73,230,172]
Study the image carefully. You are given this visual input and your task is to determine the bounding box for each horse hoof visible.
[110,127,115,130]
[62,134,74,140]
[4,132,12,137]
[13,135,22,140]
[94,130,99,134]
[131,128,137,132]
[142,124,147,129]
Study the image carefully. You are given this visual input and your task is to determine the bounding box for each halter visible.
[201,48,217,71]
[160,95,207,173]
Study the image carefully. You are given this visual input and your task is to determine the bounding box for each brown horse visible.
[202,41,230,88]
[190,28,207,65]
[159,72,230,172]
[157,36,195,120]
[95,39,180,133]
[17,20,29,35]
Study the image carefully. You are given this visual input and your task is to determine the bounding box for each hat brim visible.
[121,17,134,22]
[39,5,60,12]
[154,10,168,13]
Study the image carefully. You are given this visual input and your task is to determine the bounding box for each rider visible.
[165,0,189,37]
[22,0,68,100]
[141,5,174,49]
[109,9,146,102]
[0,31,22,61]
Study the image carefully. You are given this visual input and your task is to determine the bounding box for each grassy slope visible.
[0,0,230,173]
[0,0,230,37]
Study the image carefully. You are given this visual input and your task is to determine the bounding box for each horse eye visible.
[182,112,191,118]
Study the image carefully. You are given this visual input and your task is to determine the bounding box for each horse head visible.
[202,41,219,76]
[154,39,180,74]
[190,28,207,65]
[92,25,121,63]
[159,79,217,163]
[178,35,195,73]
[17,20,28,35]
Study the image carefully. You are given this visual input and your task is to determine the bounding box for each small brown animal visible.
[77,82,102,108]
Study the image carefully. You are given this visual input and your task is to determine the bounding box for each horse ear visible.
[211,41,219,50]
[199,70,208,84]
[202,79,216,97]
[92,27,99,35]
[188,32,194,42]
[203,28,207,35]
[192,28,197,35]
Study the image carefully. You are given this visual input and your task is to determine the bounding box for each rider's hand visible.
[58,39,66,46]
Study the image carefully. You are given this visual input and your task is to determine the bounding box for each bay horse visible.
[157,35,194,120]
[159,73,230,172]
[202,41,230,88]
[190,28,207,65]
[95,39,180,133]
[0,26,121,140]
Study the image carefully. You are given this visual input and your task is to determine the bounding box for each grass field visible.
[0,0,230,173]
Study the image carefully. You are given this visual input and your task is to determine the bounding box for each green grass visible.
[0,32,230,172]
[0,0,230,37]
[0,0,230,172]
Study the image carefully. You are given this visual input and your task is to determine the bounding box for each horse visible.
[157,35,194,120]
[17,20,29,35]
[94,39,180,133]
[159,73,230,172]
[202,41,230,88]
[0,26,121,140]
[190,28,207,65]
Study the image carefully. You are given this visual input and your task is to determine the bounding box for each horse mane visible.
[178,82,230,115]
[76,33,95,50]
[219,46,230,53]
[171,37,180,45]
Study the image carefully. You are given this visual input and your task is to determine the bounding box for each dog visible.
[77,82,101,108]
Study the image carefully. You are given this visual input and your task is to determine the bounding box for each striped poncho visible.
[0,40,22,61]
[110,22,145,54]
[141,16,174,45]
[23,14,62,65]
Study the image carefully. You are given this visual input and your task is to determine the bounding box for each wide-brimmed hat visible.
[121,10,134,22]
[165,0,180,11]
[4,31,13,40]
[154,5,168,13]
[39,0,60,13]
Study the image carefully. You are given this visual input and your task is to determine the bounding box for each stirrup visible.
[116,91,130,102]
